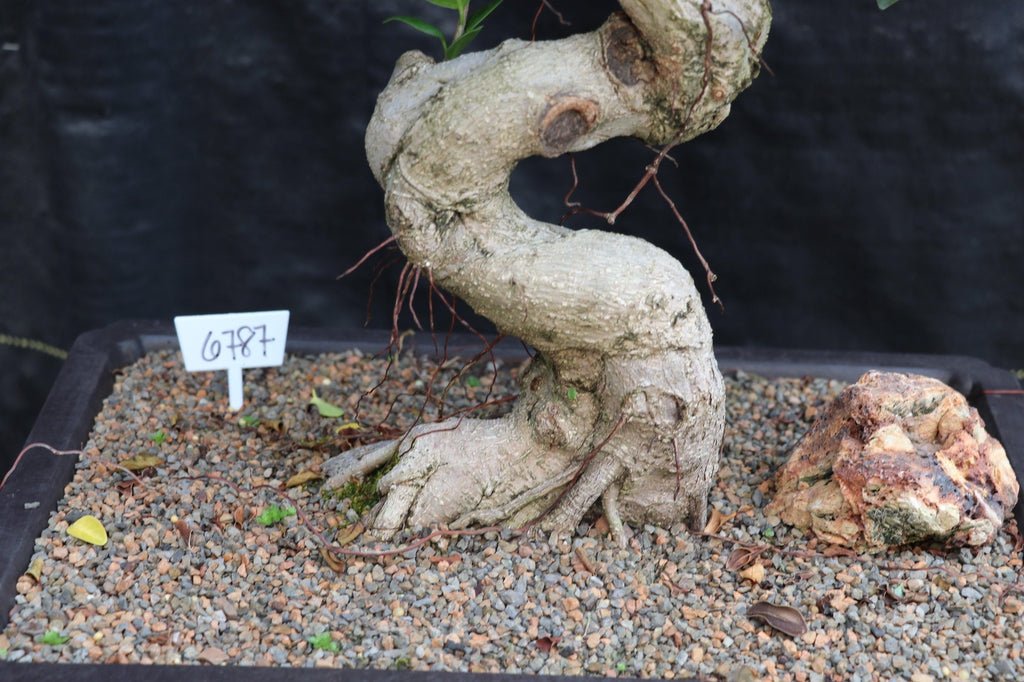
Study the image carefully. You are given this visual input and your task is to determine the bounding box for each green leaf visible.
[256,505,296,527]
[238,414,260,428]
[446,26,482,59]
[149,429,168,445]
[465,375,481,388]
[876,0,900,9]
[39,630,70,646]
[307,632,340,653]
[384,15,448,48]
[467,0,503,31]
[425,0,461,8]
[762,527,775,538]
[309,389,345,418]
[566,387,578,401]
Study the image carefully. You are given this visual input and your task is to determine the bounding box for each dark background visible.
[2,0,1022,470]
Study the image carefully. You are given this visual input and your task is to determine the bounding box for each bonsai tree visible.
[327,0,772,542]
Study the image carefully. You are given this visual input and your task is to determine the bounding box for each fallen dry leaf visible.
[745,601,807,637]
[427,553,463,567]
[172,518,194,548]
[739,561,766,584]
[23,557,43,584]
[822,544,859,558]
[726,546,767,571]
[285,470,323,488]
[703,507,736,535]
[319,546,346,573]
[120,454,163,472]
[828,590,857,612]
[574,547,597,574]
[535,635,561,653]
[335,521,365,547]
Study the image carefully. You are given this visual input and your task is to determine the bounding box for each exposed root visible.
[322,440,398,491]
[602,481,626,547]
[536,454,625,538]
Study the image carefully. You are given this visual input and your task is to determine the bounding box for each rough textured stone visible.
[769,371,1019,548]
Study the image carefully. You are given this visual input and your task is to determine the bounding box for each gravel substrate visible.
[2,347,1022,681]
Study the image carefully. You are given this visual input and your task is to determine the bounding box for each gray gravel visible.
[2,349,1022,681]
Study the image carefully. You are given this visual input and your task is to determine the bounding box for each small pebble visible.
[2,348,1019,681]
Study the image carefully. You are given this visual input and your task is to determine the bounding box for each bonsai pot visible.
[1,320,1021,680]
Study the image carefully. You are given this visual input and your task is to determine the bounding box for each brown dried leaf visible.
[574,547,597,574]
[822,544,859,558]
[120,454,163,472]
[319,546,346,573]
[745,601,807,637]
[335,521,365,547]
[174,519,193,547]
[726,546,766,571]
[535,635,560,653]
[739,561,766,584]
[831,590,857,612]
[427,553,463,567]
[285,470,323,488]
[233,507,246,526]
[702,507,736,535]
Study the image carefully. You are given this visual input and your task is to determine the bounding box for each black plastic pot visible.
[1,320,1022,680]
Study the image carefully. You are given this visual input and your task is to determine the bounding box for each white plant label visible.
[173,310,290,410]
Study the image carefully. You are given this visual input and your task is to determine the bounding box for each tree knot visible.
[539,96,600,157]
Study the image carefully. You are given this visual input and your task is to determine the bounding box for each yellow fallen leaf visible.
[334,422,361,433]
[309,389,345,418]
[67,515,108,546]
[24,557,43,583]
[120,454,163,471]
[702,507,736,535]
[740,561,766,584]
[335,520,365,547]
[285,470,323,488]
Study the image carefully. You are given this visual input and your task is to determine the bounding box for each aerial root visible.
[602,481,626,547]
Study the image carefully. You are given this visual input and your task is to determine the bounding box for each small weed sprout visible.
[307,632,340,653]
[256,505,297,527]
[386,0,503,61]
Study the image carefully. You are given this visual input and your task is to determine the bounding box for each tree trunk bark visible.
[325,0,771,542]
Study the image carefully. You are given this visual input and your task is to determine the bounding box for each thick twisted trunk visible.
[326,0,771,541]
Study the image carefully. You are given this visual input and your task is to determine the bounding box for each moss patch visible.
[324,451,400,516]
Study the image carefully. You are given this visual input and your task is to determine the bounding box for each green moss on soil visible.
[324,451,400,516]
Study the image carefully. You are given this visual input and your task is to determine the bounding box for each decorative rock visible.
[769,371,1019,548]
